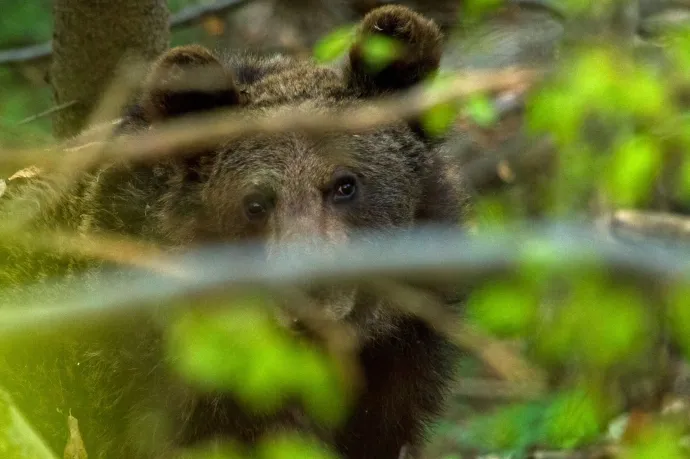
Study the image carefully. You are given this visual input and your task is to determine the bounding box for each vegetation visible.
[3,0,690,458]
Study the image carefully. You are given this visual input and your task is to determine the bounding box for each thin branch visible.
[0,0,253,67]
[16,100,78,126]
[0,222,687,349]
[0,67,541,177]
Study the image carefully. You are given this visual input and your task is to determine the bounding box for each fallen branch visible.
[0,0,252,67]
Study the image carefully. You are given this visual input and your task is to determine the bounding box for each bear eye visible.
[243,193,271,221]
[332,175,357,203]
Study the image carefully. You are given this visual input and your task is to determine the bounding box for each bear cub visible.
[0,5,467,459]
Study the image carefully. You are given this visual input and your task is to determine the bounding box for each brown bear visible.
[0,5,468,459]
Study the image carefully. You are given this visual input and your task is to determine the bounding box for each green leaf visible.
[313,25,356,63]
[544,387,605,449]
[464,94,497,128]
[676,155,690,201]
[358,34,403,72]
[606,135,662,207]
[668,283,690,360]
[421,102,460,137]
[420,75,461,137]
[466,279,538,338]
[257,434,340,459]
[463,0,504,22]
[166,297,350,426]
[624,425,686,459]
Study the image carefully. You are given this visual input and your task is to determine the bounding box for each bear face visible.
[100,5,464,334]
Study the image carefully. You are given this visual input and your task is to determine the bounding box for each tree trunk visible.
[50,0,171,140]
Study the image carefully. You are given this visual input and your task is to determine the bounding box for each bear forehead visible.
[214,125,416,178]
[242,62,345,105]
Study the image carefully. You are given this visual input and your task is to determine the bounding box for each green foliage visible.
[460,387,608,455]
[177,433,340,459]
[623,424,686,459]
[357,34,403,72]
[256,434,340,459]
[0,389,57,459]
[313,25,356,63]
[461,400,549,455]
[560,0,616,17]
[314,26,403,72]
[466,278,538,338]
[543,387,606,449]
[0,2,52,46]
[167,295,349,427]
[461,0,504,23]
[419,75,461,137]
[605,135,662,207]
[464,93,497,128]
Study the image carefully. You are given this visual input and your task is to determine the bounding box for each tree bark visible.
[50,0,171,140]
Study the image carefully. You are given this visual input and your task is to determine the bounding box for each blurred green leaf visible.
[544,387,605,449]
[464,94,497,128]
[668,284,690,359]
[466,279,537,338]
[462,400,550,453]
[605,135,662,207]
[623,424,686,459]
[543,279,647,368]
[358,34,403,72]
[177,442,245,459]
[167,296,349,426]
[313,25,356,63]
[462,0,504,22]
[676,155,690,201]
[421,102,460,137]
[420,75,461,137]
[257,434,339,459]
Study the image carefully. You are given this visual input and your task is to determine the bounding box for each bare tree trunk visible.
[50,0,171,139]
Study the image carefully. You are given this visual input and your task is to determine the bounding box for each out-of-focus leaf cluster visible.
[166,294,349,459]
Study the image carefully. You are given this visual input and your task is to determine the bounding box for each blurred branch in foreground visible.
[1,222,688,386]
[0,66,540,176]
[0,388,58,459]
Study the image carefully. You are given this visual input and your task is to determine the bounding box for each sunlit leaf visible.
[257,434,340,459]
[313,25,356,63]
[676,156,690,201]
[466,279,538,338]
[358,34,403,72]
[420,76,461,137]
[167,296,349,425]
[623,424,686,459]
[177,442,245,459]
[464,94,497,128]
[622,68,667,117]
[605,135,662,207]
[544,387,605,449]
[463,0,504,22]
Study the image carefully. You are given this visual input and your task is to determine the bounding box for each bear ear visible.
[346,5,443,95]
[137,45,244,123]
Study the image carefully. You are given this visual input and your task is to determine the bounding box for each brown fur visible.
[0,6,468,459]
